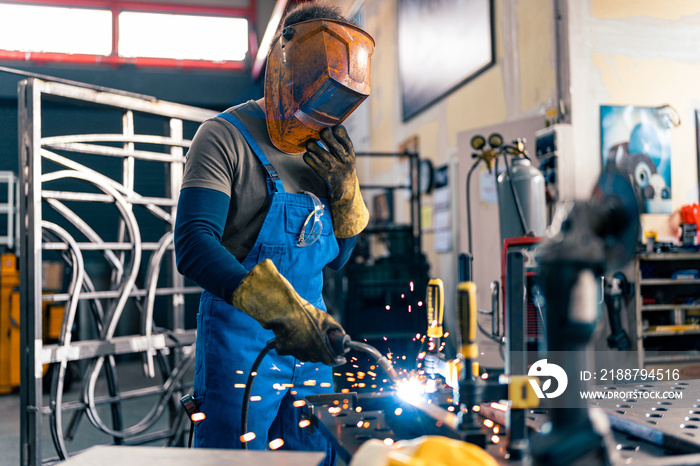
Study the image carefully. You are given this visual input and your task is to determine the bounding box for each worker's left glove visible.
[304,125,369,238]
[231,259,347,366]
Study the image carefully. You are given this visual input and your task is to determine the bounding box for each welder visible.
[173,3,374,465]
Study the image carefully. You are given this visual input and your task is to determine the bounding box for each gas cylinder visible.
[497,158,547,242]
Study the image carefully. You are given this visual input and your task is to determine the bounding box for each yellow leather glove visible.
[304,125,369,238]
[231,259,346,366]
[350,436,499,466]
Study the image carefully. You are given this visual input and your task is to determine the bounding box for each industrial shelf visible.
[642,328,700,337]
[640,278,700,286]
[644,353,700,363]
[642,304,700,312]
[634,251,700,369]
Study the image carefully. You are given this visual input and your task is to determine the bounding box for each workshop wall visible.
[568,0,700,238]
[332,0,558,365]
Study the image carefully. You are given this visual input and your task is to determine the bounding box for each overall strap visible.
[216,112,285,194]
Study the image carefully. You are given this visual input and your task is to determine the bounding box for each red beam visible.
[0,50,246,71]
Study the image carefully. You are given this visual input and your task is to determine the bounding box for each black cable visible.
[188,422,194,448]
[466,158,483,255]
[241,338,277,450]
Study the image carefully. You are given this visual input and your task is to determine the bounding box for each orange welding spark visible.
[320,382,331,388]
[345,372,354,377]
[402,355,406,360]
[371,384,377,388]
[283,383,295,388]
[234,384,246,389]
[363,421,370,428]
[417,301,423,306]
[368,371,377,377]
[472,405,481,412]
[356,421,363,428]
[447,406,455,412]
[347,377,356,382]
[394,408,403,416]
[357,372,366,378]
[240,432,256,443]
[191,412,206,422]
[251,371,257,377]
[444,332,449,337]
[303,380,316,386]
[491,435,500,444]
[291,391,297,395]
[328,407,341,414]
[481,373,489,380]
[250,396,261,401]
[358,383,366,388]
[342,404,349,409]
[351,356,358,361]
[299,419,311,428]
[333,373,341,377]
[385,305,391,310]
[493,426,500,434]
[384,438,394,446]
[370,365,376,370]
[408,305,412,313]
[333,400,340,405]
[484,419,494,428]
[352,365,359,369]
[383,336,387,341]
[343,399,350,404]
[490,402,508,412]
[401,294,405,299]
[341,388,350,393]
[269,438,284,450]
[355,407,363,413]
[236,370,244,374]
[293,400,306,408]
[410,281,414,291]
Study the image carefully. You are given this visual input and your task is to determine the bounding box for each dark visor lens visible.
[300,79,363,120]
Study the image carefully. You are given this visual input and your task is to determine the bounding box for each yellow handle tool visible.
[457,282,478,361]
[426,278,444,339]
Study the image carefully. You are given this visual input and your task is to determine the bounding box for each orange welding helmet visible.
[264,18,374,154]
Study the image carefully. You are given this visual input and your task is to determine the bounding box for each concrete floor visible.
[0,359,193,465]
[0,359,347,466]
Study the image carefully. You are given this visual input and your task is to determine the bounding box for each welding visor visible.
[264,18,374,154]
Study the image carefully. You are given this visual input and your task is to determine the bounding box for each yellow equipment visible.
[0,253,20,394]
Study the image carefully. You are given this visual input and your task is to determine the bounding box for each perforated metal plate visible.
[589,379,700,454]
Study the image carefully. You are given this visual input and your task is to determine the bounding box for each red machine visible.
[501,236,544,342]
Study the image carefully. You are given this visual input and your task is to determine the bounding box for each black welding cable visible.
[241,338,277,450]
[466,158,483,255]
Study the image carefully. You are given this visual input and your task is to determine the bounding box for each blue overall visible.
[192,113,338,465]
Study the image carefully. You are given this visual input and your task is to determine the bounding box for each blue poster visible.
[601,105,672,214]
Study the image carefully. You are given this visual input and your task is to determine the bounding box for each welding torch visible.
[328,330,401,384]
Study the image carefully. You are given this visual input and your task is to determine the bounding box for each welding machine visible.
[500,236,545,348]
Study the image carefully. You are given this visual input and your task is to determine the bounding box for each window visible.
[119,11,248,62]
[0,4,112,55]
[0,1,252,69]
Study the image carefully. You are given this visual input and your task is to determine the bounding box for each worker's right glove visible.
[231,258,347,366]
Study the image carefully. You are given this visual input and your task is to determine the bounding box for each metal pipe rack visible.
[18,77,215,465]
